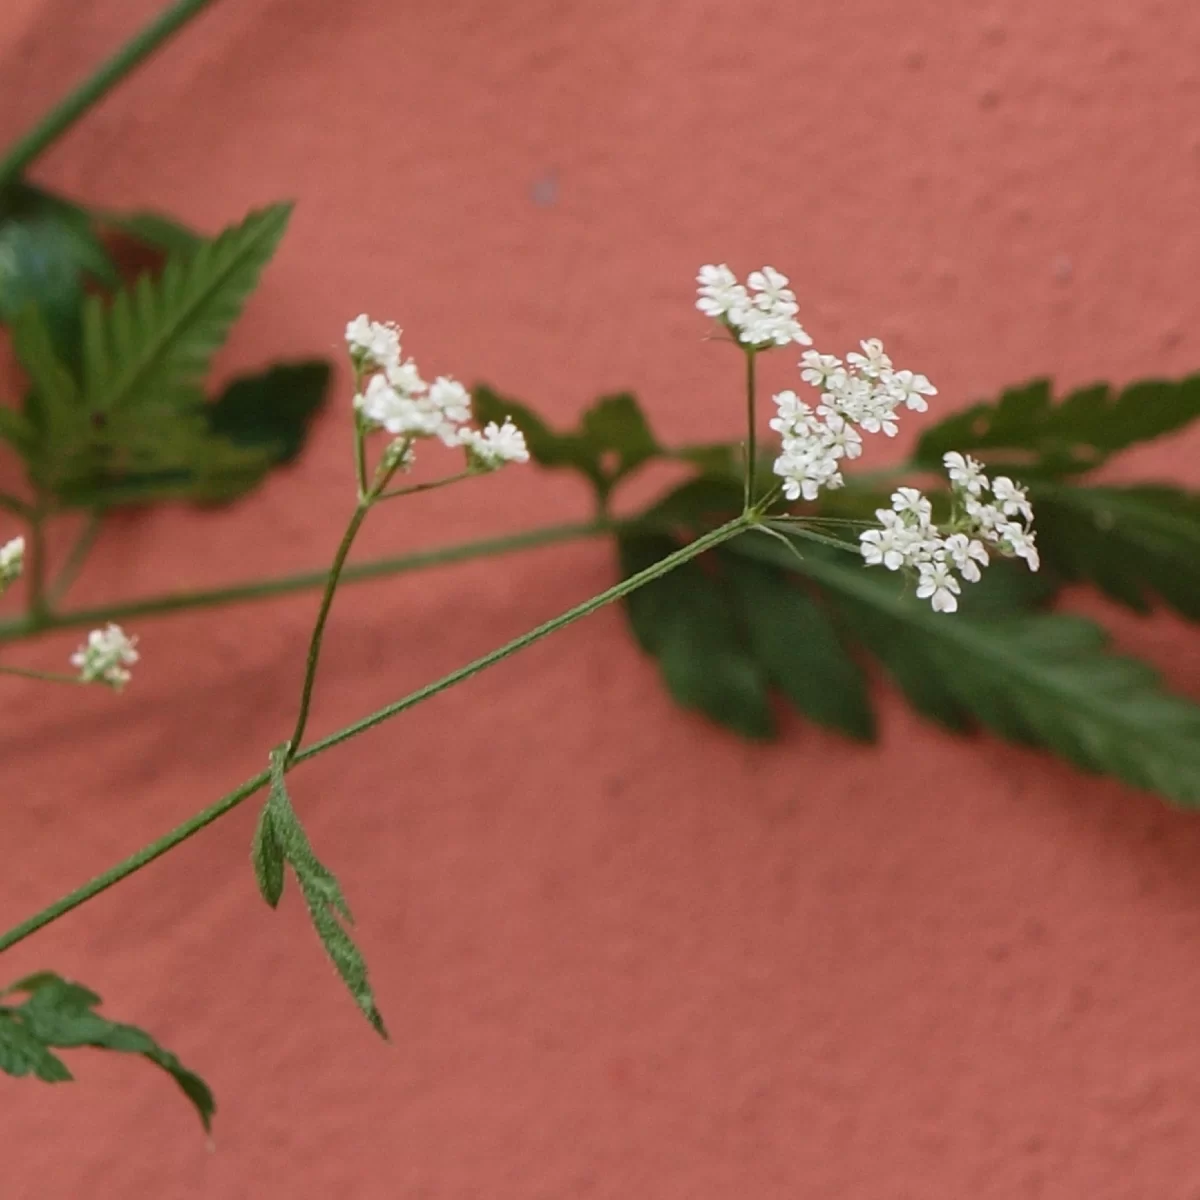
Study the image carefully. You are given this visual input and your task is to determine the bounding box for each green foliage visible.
[914,375,1200,478]
[1033,485,1200,620]
[251,747,387,1037]
[0,184,119,363]
[733,533,1200,805]
[4,203,326,508]
[98,208,204,256]
[0,972,214,1129]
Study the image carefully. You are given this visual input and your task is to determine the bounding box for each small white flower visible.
[462,417,529,468]
[71,623,139,690]
[846,338,892,378]
[916,560,961,613]
[385,357,426,396]
[942,532,990,583]
[696,264,750,320]
[747,266,800,316]
[943,451,988,496]
[965,497,1006,538]
[991,476,1034,522]
[799,351,846,390]
[427,376,473,445]
[999,522,1040,571]
[0,536,24,588]
[345,315,401,369]
[859,514,912,572]
[887,369,937,412]
[891,487,933,524]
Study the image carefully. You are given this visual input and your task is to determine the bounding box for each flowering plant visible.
[5,0,1200,1141]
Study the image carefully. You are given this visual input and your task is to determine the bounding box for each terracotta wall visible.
[4,1,1200,1196]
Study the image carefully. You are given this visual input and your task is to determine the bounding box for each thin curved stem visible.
[284,501,371,760]
[0,0,223,187]
[0,515,748,955]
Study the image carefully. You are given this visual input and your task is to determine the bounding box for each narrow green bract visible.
[251,747,387,1037]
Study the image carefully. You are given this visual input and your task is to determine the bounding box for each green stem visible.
[0,515,748,955]
[285,501,371,761]
[0,518,611,644]
[0,665,83,685]
[0,0,222,187]
[376,471,474,502]
[27,508,47,619]
[47,512,102,608]
[744,350,757,511]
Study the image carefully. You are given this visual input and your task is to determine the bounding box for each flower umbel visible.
[346,315,527,474]
[857,458,1038,613]
[696,264,811,349]
[71,624,139,689]
[0,536,24,593]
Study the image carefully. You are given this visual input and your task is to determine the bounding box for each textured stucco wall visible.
[4,1,1200,1196]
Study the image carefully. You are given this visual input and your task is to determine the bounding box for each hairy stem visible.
[0,665,83,684]
[0,0,222,187]
[0,515,748,954]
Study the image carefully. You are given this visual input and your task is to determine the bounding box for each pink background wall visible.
[4,1,1200,1195]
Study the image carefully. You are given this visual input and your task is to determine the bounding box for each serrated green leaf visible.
[251,804,285,907]
[255,747,387,1036]
[208,360,329,465]
[0,973,214,1128]
[0,1011,72,1082]
[732,534,1200,804]
[0,183,118,363]
[914,374,1200,478]
[721,551,875,740]
[618,533,774,739]
[1033,485,1200,620]
[99,209,204,256]
[8,303,80,463]
[81,203,291,419]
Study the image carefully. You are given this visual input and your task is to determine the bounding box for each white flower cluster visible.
[696,265,812,349]
[858,456,1038,613]
[345,316,528,469]
[71,623,139,689]
[772,339,936,501]
[0,536,24,592]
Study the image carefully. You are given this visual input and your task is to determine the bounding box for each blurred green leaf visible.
[618,533,774,739]
[209,360,329,465]
[1033,484,1200,619]
[721,551,875,740]
[0,183,118,363]
[914,375,1200,479]
[0,972,214,1129]
[252,747,387,1037]
[99,209,204,256]
[733,532,1200,804]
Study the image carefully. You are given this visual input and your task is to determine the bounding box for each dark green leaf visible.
[914,374,1200,478]
[208,360,330,465]
[0,973,214,1128]
[721,552,875,739]
[0,183,118,362]
[579,392,660,477]
[0,1012,72,1082]
[254,747,387,1036]
[8,303,79,461]
[1033,485,1200,620]
[251,804,285,907]
[99,209,204,256]
[733,534,1200,804]
[618,534,774,739]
